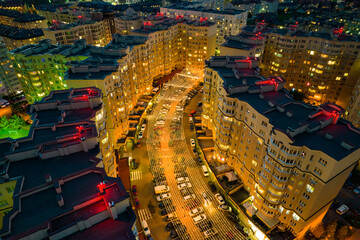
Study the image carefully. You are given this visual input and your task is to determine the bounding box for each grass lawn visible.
[0,125,30,139]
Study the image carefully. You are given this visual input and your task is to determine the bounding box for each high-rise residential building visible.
[231,0,279,15]
[260,27,360,108]
[160,3,248,49]
[0,37,22,96]
[202,56,360,239]
[0,9,47,29]
[66,20,216,176]
[36,5,83,24]
[7,40,90,103]
[0,24,44,50]
[43,18,112,47]
[8,17,216,177]
[131,17,216,76]
[345,74,360,128]
[114,8,143,35]
[0,87,138,239]
[220,22,271,58]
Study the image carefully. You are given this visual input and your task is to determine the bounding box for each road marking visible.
[131,171,142,181]
[138,208,152,222]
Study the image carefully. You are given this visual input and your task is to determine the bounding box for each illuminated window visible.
[306,184,314,193]
[336,77,341,81]
[328,61,335,65]
[292,213,300,221]
[344,73,348,76]
[309,51,315,55]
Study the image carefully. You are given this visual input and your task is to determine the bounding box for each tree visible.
[290,90,306,101]
[8,115,25,129]
[11,101,27,116]
[336,225,349,240]
[325,220,338,240]
[0,117,9,129]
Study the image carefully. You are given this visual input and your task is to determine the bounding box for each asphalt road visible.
[132,72,248,240]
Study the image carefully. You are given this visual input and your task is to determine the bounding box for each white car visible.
[141,124,146,131]
[336,204,349,215]
[141,220,151,237]
[193,214,207,224]
[184,194,196,201]
[138,131,143,139]
[178,182,192,190]
[156,193,171,202]
[189,207,204,217]
[215,193,225,205]
[203,228,218,238]
[176,177,190,184]
[190,138,195,147]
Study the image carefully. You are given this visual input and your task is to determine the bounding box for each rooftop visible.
[206,56,360,161]
[45,19,102,31]
[0,24,43,40]
[0,9,45,22]
[0,88,135,239]
[132,17,215,34]
[162,3,247,15]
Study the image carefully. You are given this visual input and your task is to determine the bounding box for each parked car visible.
[165,220,180,230]
[215,193,225,205]
[227,213,239,223]
[178,182,192,190]
[353,186,360,195]
[203,228,218,239]
[157,193,171,202]
[165,213,177,222]
[161,206,176,216]
[132,185,137,196]
[190,138,196,147]
[218,204,232,212]
[131,159,137,170]
[136,140,141,147]
[193,214,207,224]
[141,220,151,237]
[336,204,349,215]
[202,192,210,205]
[134,198,140,208]
[141,124,146,131]
[138,131,143,139]
[189,207,204,217]
[208,181,216,192]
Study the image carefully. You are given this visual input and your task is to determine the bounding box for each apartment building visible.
[202,56,360,239]
[260,27,360,108]
[7,40,90,103]
[131,17,216,77]
[0,9,47,29]
[0,88,138,239]
[220,23,271,58]
[232,0,279,15]
[345,73,360,128]
[0,37,22,96]
[0,24,44,51]
[36,5,81,24]
[65,19,215,176]
[43,18,112,47]
[114,8,143,35]
[160,3,248,49]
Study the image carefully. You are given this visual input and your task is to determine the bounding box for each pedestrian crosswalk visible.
[131,171,142,181]
[138,208,152,222]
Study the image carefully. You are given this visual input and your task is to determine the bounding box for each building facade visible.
[0,37,22,96]
[202,56,360,239]
[0,9,47,29]
[345,72,360,128]
[260,27,360,108]
[160,3,248,49]
[66,19,216,176]
[0,24,44,50]
[43,19,112,47]
[7,40,89,103]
